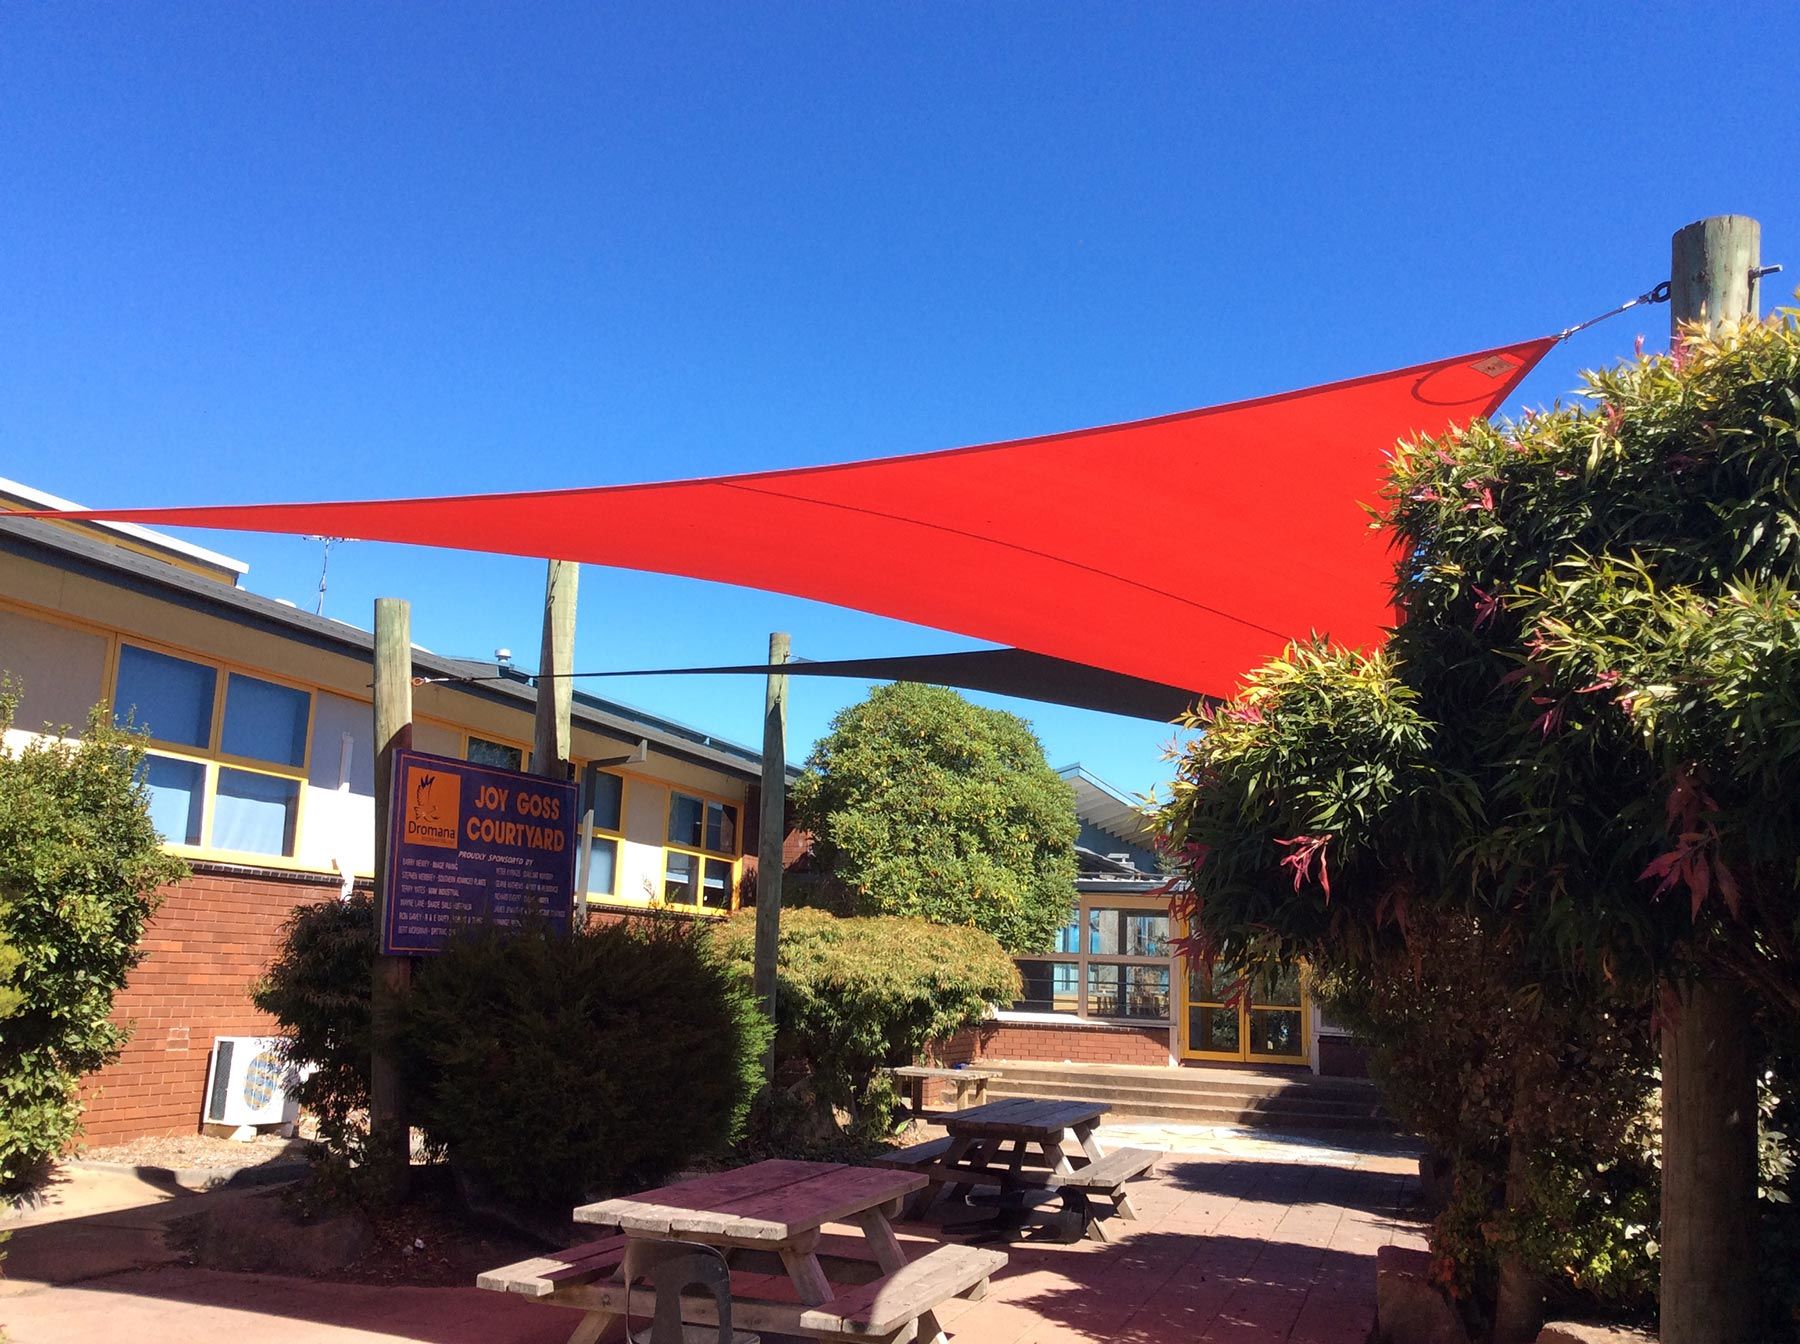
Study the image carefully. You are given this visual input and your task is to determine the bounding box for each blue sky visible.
[4,4,1796,799]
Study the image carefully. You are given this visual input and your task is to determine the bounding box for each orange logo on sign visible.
[404,766,461,849]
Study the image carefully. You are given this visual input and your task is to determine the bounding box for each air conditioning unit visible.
[203,1036,300,1128]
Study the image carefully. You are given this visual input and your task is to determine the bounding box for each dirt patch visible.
[81,1131,311,1172]
[174,1167,547,1288]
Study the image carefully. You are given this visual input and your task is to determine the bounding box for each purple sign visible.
[381,748,577,955]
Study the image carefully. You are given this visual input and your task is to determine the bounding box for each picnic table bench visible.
[875,1098,1159,1243]
[479,1158,1005,1344]
[888,1065,997,1116]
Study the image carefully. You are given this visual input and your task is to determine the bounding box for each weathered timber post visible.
[370,597,414,1185]
[1660,214,1762,1344]
[532,559,579,780]
[753,632,790,1084]
[533,560,580,921]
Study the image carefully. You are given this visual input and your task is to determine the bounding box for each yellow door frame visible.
[1177,962,1310,1065]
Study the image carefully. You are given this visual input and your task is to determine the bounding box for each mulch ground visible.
[80,1131,312,1171]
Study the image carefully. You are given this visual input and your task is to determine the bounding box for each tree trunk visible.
[1661,976,1758,1344]
[1493,1068,1545,1344]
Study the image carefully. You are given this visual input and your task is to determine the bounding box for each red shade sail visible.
[23,338,1551,704]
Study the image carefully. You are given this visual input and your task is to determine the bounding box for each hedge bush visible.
[256,901,770,1209]
[0,690,185,1193]
[402,916,769,1207]
[713,908,1019,1138]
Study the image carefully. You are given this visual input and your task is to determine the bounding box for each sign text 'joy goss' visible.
[381,748,577,955]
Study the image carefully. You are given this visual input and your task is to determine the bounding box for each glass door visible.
[1181,960,1309,1064]
[1246,964,1306,1063]
[1183,960,1244,1060]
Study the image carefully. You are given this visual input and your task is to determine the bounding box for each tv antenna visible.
[303,536,351,616]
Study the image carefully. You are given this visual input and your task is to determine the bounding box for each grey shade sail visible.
[559,647,1208,723]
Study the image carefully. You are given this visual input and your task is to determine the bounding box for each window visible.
[662,789,741,911]
[114,644,311,859]
[115,644,216,748]
[577,765,626,899]
[467,736,525,771]
[668,792,737,855]
[1013,896,1173,1022]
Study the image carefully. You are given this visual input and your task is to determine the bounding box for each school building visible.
[1,477,1364,1144]
[973,765,1364,1078]
[0,478,780,1144]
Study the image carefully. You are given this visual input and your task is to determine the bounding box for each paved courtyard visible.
[0,1125,1424,1344]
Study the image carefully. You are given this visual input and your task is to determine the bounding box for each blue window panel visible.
[1053,918,1082,955]
[668,793,705,847]
[585,836,618,896]
[701,858,733,909]
[704,802,738,855]
[221,673,310,767]
[114,646,215,748]
[468,737,523,771]
[141,754,205,846]
[212,768,300,856]
[1012,959,1080,1014]
[581,768,623,832]
[664,850,697,903]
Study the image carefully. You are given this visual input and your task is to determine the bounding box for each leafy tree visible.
[793,683,1078,953]
[713,907,1020,1138]
[1159,313,1800,1342]
[0,686,186,1193]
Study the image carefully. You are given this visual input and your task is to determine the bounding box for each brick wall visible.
[936,1018,1174,1070]
[79,864,343,1146]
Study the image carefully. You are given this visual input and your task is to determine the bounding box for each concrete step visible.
[988,1062,1378,1101]
[978,1063,1393,1131]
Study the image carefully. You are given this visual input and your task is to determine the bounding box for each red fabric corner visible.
[18,338,1553,701]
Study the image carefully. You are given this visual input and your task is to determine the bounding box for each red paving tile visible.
[892,1143,1426,1343]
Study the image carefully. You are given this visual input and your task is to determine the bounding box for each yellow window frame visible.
[108,637,316,866]
[659,784,745,915]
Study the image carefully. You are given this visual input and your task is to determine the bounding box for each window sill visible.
[993,1010,1173,1030]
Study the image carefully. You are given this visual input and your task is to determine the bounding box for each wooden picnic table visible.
[888,1064,997,1116]
[480,1158,1004,1344]
[885,1097,1157,1241]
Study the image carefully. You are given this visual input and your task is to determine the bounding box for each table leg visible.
[946,1138,993,1204]
[779,1244,834,1306]
[564,1311,619,1344]
[1074,1122,1107,1163]
[909,1133,972,1218]
[855,1208,948,1344]
[1039,1137,1076,1176]
[1073,1121,1141,1222]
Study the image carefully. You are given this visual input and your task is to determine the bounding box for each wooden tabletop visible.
[573,1158,925,1245]
[941,1097,1109,1139]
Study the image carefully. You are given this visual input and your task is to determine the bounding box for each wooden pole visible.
[1660,214,1761,1344]
[370,597,414,1185]
[753,632,790,1083]
[532,559,579,781]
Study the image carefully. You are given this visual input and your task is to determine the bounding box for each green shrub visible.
[402,915,768,1208]
[250,892,377,1166]
[0,689,185,1193]
[1314,915,1661,1317]
[257,901,769,1209]
[793,683,1078,954]
[713,908,1019,1138]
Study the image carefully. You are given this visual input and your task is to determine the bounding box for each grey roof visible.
[0,516,788,783]
[1058,762,1156,847]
